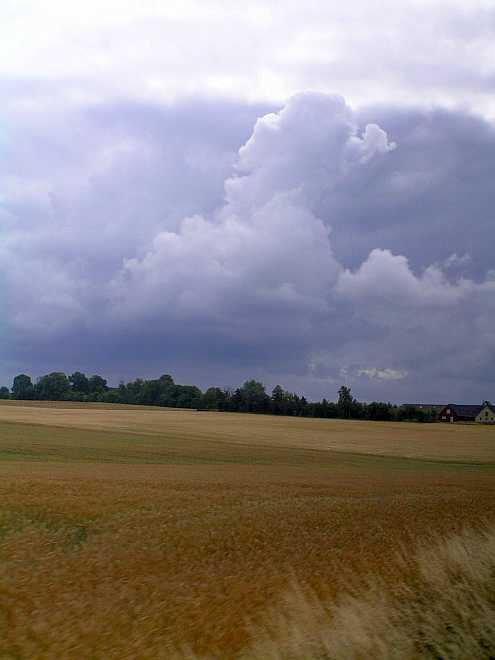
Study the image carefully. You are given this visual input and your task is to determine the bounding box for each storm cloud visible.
[1,1,495,402]
[1,88,495,402]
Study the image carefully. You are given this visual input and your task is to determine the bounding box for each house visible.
[404,404,445,416]
[438,404,482,423]
[475,403,495,424]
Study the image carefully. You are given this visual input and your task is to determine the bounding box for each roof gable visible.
[478,404,495,415]
[442,404,483,417]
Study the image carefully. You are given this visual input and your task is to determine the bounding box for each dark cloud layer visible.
[1,92,494,402]
[329,107,495,277]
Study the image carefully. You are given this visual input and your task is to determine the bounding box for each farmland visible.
[0,401,495,658]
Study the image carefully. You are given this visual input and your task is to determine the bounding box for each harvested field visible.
[0,401,494,658]
[1,400,495,462]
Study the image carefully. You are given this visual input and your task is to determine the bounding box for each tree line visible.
[0,372,437,422]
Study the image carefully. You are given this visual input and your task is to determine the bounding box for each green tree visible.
[299,396,308,417]
[337,385,355,419]
[239,380,269,413]
[69,371,90,394]
[271,385,286,415]
[125,378,144,404]
[117,382,128,403]
[88,375,108,396]
[99,388,121,404]
[138,379,162,405]
[201,387,226,410]
[366,401,392,421]
[175,385,202,408]
[229,388,243,411]
[35,372,71,400]
[157,374,176,407]
[12,374,35,400]
[0,386,10,399]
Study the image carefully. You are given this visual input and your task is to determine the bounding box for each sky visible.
[1,0,495,403]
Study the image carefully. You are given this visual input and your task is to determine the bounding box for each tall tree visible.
[229,388,243,411]
[299,396,308,417]
[239,380,269,413]
[35,372,71,400]
[271,385,286,415]
[201,387,226,410]
[88,375,108,396]
[337,385,355,419]
[0,386,10,399]
[12,374,35,400]
[175,385,202,408]
[69,371,90,394]
[157,374,176,406]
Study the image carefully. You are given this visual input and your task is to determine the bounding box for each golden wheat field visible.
[0,401,494,659]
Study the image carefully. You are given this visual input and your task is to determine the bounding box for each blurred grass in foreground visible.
[238,524,495,659]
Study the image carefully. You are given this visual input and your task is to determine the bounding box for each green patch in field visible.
[0,508,94,546]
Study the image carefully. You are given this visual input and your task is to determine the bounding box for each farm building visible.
[475,403,495,424]
[438,404,482,423]
[404,404,445,415]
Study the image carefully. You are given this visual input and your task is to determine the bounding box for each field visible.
[0,401,494,658]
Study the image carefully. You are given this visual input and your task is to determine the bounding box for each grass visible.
[0,402,494,658]
[239,525,495,659]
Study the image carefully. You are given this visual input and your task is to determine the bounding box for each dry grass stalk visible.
[238,525,495,660]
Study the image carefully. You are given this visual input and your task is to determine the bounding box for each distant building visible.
[439,404,482,423]
[475,403,495,424]
[404,404,445,415]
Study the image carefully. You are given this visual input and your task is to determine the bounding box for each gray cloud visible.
[1,91,495,403]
